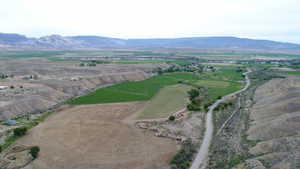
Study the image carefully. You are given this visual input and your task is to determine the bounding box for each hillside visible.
[0,33,300,51]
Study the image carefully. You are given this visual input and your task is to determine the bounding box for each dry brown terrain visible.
[16,102,178,169]
[0,58,167,120]
[247,76,300,169]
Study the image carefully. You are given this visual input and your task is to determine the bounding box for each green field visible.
[194,80,243,101]
[200,66,245,81]
[138,84,192,119]
[274,70,300,75]
[191,65,244,101]
[69,73,200,104]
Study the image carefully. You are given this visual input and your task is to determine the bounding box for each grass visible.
[191,66,244,102]
[195,80,243,101]
[69,73,200,104]
[200,66,245,81]
[274,70,300,75]
[139,84,192,119]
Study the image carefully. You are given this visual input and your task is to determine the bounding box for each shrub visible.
[168,115,176,121]
[30,146,40,159]
[13,127,27,137]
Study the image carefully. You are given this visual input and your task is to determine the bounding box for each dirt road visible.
[189,68,252,169]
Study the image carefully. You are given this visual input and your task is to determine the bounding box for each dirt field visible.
[16,102,178,169]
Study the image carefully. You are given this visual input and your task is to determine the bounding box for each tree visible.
[187,89,199,100]
[197,64,204,73]
[157,67,163,75]
[168,115,176,121]
[30,146,40,159]
[13,127,27,137]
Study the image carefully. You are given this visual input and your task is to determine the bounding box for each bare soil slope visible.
[247,76,300,169]
[17,102,178,169]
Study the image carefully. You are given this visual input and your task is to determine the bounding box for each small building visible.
[4,120,17,126]
[0,86,8,90]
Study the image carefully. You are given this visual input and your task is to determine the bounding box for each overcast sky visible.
[1,0,299,43]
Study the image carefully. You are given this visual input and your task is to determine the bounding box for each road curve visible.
[189,68,252,169]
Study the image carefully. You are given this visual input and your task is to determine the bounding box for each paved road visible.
[189,68,252,169]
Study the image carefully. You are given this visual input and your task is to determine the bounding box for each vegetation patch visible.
[30,146,40,159]
[199,66,245,81]
[170,140,197,169]
[194,80,242,102]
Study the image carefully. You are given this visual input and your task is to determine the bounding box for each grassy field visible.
[138,84,192,119]
[200,66,245,81]
[194,80,243,101]
[69,73,200,104]
[274,70,300,75]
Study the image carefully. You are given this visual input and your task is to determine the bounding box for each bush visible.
[168,115,176,121]
[30,146,40,159]
[13,127,27,137]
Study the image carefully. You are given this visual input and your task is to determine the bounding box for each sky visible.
[1,0,299,43]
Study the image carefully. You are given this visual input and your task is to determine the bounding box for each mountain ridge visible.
[0,32,299,51]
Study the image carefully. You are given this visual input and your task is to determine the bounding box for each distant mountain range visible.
[1,33,300,51]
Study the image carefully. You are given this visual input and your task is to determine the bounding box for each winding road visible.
[189,68,252,169]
